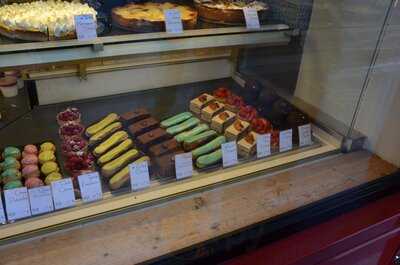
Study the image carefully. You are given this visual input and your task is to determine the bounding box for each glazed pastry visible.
[40,142,56,152]
[175,124,209,143]
[196,149,223,168]
[93,131,129,157]
[166,117,200,135]
[25,177,44,189]
[190,93,215,114]
[238,105,258,122]
[4,180,23,190]
[161,112,193,128]
[225,94,244,113]
[89,122,122,146]
[237,132,257,157]
[201,102,225,122]
[128,117,159,137]
[213,87,231,103]
[1,157,21,170]
[22,165,40,179]
[45,172,62,185]
[41,161,59,175]
[183,130,217,151]
[210,110,236,133]
[86,113,120,137]
[2,168,22,183]
[38,151,56,164]
[225,120,250,141]
[154,150,184,178]
[192,135,226,159]
[23,144,38,155]
[121,108,150,124]
[149,138,180,157]
[251,118,272,134]
[21,154,38,166]
[2,147,21,159]
[97,139,134,166]
[109,156,150,190]
[137,128,171,151]
[101,149,140,178]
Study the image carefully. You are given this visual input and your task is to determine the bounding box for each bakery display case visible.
[0,0,398,247]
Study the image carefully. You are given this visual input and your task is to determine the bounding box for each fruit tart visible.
[238,105,258,122]
[57,107,81,126]
[213,87,232,103]
[61,136,88,157]
[59,122,85,141]
[251,118,272,134]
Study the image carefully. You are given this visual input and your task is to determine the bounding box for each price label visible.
[299,124,312,147]
[74,14,97,41]
[130,161,151,191]
[0,196,6,224]
[51,178,76,210]
[78,172,102,203]
[164,9,183,33]
[28,186,54,216]
[222,141,238,167]
[175,153,193,180]
[279,129,293,152]
[4,187,31,221]
[257,133,271,158]
[243,7,261,29]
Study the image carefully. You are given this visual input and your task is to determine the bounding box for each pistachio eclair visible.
[160,112,193,128]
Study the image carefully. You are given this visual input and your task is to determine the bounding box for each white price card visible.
[299,124,312,147]
[78,172,102,203]
[175,153,193,180]
[164,9,183,33]
[4,187,31,221]
[257,133,271,158]
[222,141,238,167]
[130,161,151,191]
[243,7,261,29]
[0,196,6,224]
[51,178,76,210]
[74,14,97,41]
[279,129,293,152]
[28,186,54,216]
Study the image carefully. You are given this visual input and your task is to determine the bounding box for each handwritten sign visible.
[28,186,54,216]
[222,141,238,167]
[279,129,293,152]
[299,124,312,147]
[51,178,76,210]
[0,196,6,224]
[78,172,102,203]
[74,14,97,41]
[130,161,151,191]
[243,7,261,29]
[164,9,183,33]
[257,133,271,158]
[4,187,31,221]
[175,153,193,180]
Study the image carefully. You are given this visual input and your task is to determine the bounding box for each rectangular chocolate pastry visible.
[121,108,150,125]
[149,138,180,157]
[154,150,184,178]
[128,117,159,137]
[137,128,171,151]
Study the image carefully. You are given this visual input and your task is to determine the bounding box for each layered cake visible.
[190,93,215,114]
[201,102,225,122]
[225,120,250,141]
[0,1,97,41]
[112,2,198,32]
[194,0,268,25]
[128,117,159,137]
[210,110,236,133]
[237,132,257,157]
[121,108,150,125]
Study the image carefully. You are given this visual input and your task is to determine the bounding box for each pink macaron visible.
[23,145,38,156]
[25,177,44,189]
[21,154,38,166]
[22,165,40,178]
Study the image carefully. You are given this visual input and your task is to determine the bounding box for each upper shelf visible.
[0,24,291,69]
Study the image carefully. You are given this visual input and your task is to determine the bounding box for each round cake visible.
[0,0,97,41]
[112,2,198,32]
[194,0,269,25]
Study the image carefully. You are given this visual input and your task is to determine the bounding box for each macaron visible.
[41,161,59,175]
[23,144,38,155]
[40,142,56,152]
[38,151,56,164]
[2,168,22,183]
[2,147,21,160]
[1,157,21,170]
[25,177,44,189]
[45,172,62,185]
[22,165,40,178]
[21,154,38,166]
[4,180,23,190]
